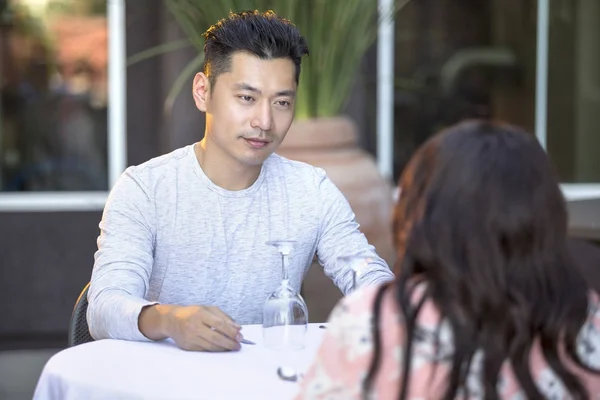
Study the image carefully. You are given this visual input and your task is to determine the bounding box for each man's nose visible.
[250,102,273,132]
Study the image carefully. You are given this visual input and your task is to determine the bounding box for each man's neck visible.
[194,139,262,191]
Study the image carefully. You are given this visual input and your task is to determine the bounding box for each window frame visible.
[536,0,600,201]
[377,0,600,202]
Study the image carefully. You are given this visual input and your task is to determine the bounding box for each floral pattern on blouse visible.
[296,284,600,400]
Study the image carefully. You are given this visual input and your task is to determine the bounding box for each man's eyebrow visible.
[234,82,260,93]
[234,83,296,98]
[275,89,296,98]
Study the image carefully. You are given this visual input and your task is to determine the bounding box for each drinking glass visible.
[262,240,308,376]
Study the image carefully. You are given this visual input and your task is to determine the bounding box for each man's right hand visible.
[138,304,242,352]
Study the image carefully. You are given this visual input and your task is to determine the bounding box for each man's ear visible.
[192,72,210,112]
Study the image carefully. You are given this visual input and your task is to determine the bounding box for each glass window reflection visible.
[0,0,108,191]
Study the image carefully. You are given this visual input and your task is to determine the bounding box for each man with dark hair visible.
[87,10,393,352]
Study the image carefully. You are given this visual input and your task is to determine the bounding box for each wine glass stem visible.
[282,253,289,281]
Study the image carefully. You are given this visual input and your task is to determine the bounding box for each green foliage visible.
[131,0,407,118]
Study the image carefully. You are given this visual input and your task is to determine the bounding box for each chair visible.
[68,282,95,347]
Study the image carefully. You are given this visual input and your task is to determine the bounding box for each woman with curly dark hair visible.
[297,120,600,399]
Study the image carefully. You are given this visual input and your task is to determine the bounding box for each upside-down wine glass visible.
[262,240,309,380]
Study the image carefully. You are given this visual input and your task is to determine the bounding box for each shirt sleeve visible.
[314,169,394,294]
[87,168,159,341]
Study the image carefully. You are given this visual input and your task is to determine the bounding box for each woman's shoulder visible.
[326,284,401,341]
[330,282,444,341]
[332,283,405,328]
[338,280,430,310]
[325,285,388,340]
[336,284,386,312]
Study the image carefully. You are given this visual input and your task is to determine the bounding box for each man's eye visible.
[239,95,254,102]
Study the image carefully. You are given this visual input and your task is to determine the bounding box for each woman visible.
[297,120,600,399]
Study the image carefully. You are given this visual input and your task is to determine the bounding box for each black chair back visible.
[68,282,95,347]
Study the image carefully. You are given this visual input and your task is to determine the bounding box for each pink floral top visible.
[297,284,600,399]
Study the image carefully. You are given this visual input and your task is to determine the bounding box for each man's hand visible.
[139,304,242,351]
[167,305,242,351]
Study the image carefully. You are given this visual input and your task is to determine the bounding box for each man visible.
[87,10,393,352]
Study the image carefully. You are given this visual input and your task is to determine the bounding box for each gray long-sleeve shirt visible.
[87,144,394,341]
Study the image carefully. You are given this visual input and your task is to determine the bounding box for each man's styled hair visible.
[202,10,309,89]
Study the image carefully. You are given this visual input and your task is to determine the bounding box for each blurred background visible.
[0,0,599,398]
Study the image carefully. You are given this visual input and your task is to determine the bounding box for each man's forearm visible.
[87,287,162,341]
[138,304,175,340]
[364,260,395,286]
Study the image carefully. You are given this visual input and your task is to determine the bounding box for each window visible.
[388,0,600,201]
[544,0,600,198]
[0,0,125,210]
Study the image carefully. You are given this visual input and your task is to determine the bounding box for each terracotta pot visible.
[278,116,396,321]
[279,116,396,264]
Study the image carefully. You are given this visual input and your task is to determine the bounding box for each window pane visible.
[546,0,600,183]
[0,0,108,191]
[393,0,538,181]
[392,0,600,184]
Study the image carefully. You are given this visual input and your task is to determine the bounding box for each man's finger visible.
[202,311,241,340]
[207,306,240,328]
[201,325,240,351]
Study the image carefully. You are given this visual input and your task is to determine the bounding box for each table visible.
[33,323,327,400]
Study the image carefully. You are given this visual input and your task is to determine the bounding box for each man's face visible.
[193,52,297,167]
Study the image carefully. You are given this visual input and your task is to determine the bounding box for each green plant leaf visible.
[127,39,192,66]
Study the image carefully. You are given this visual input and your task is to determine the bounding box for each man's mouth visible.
[244,138,270,149]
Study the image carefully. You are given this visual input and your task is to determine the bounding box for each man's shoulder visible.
[268,153,326,178]
[131,145,192,173]
[124,145,193,186]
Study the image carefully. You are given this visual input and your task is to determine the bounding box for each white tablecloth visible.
[33,323,327,400]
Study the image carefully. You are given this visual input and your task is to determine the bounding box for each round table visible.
[33,323,327,400]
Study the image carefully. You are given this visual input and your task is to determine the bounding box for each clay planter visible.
[277,116,396,321]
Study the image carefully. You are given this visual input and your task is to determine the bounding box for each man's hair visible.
[202,10,309,89]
